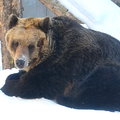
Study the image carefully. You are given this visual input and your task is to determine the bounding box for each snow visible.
[0,0,120,119]
[0,69,120,120]
[58,0,120,40]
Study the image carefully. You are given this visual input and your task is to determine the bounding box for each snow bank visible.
[58,0,120,40]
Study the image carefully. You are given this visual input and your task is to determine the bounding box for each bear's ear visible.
[38,17,50,33]
[8,14,18,29]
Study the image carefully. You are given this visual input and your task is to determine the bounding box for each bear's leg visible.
[1,71,26,96]
[57,64,120,111]
[1,70,42,98]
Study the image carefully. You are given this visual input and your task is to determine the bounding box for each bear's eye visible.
[11,41,19,51]
[28,44,35,53]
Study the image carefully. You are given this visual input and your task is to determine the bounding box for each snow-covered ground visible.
[0,69,120,120]
[0,0,120,119]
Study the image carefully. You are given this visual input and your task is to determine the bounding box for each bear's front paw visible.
[6,73,22,81]
[1,79,18,97]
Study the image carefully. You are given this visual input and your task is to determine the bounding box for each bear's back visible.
[51,16,120,64]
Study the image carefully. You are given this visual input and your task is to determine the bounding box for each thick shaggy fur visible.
[1,16,120,111]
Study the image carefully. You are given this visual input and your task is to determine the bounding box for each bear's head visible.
[5,14,50,71]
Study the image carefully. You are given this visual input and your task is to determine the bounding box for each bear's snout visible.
[16,59,25,69]
[15,55,29,69]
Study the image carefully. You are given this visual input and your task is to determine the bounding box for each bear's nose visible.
[16,59,25,68]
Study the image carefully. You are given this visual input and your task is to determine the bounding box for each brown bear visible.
[1,14,120,111]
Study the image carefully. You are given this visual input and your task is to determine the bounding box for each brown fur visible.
[5,16,50,71]
[64,82,74,96]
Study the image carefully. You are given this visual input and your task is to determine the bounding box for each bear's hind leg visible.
[57,64,120,111]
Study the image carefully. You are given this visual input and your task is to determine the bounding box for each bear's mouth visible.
[15,57,40,70]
